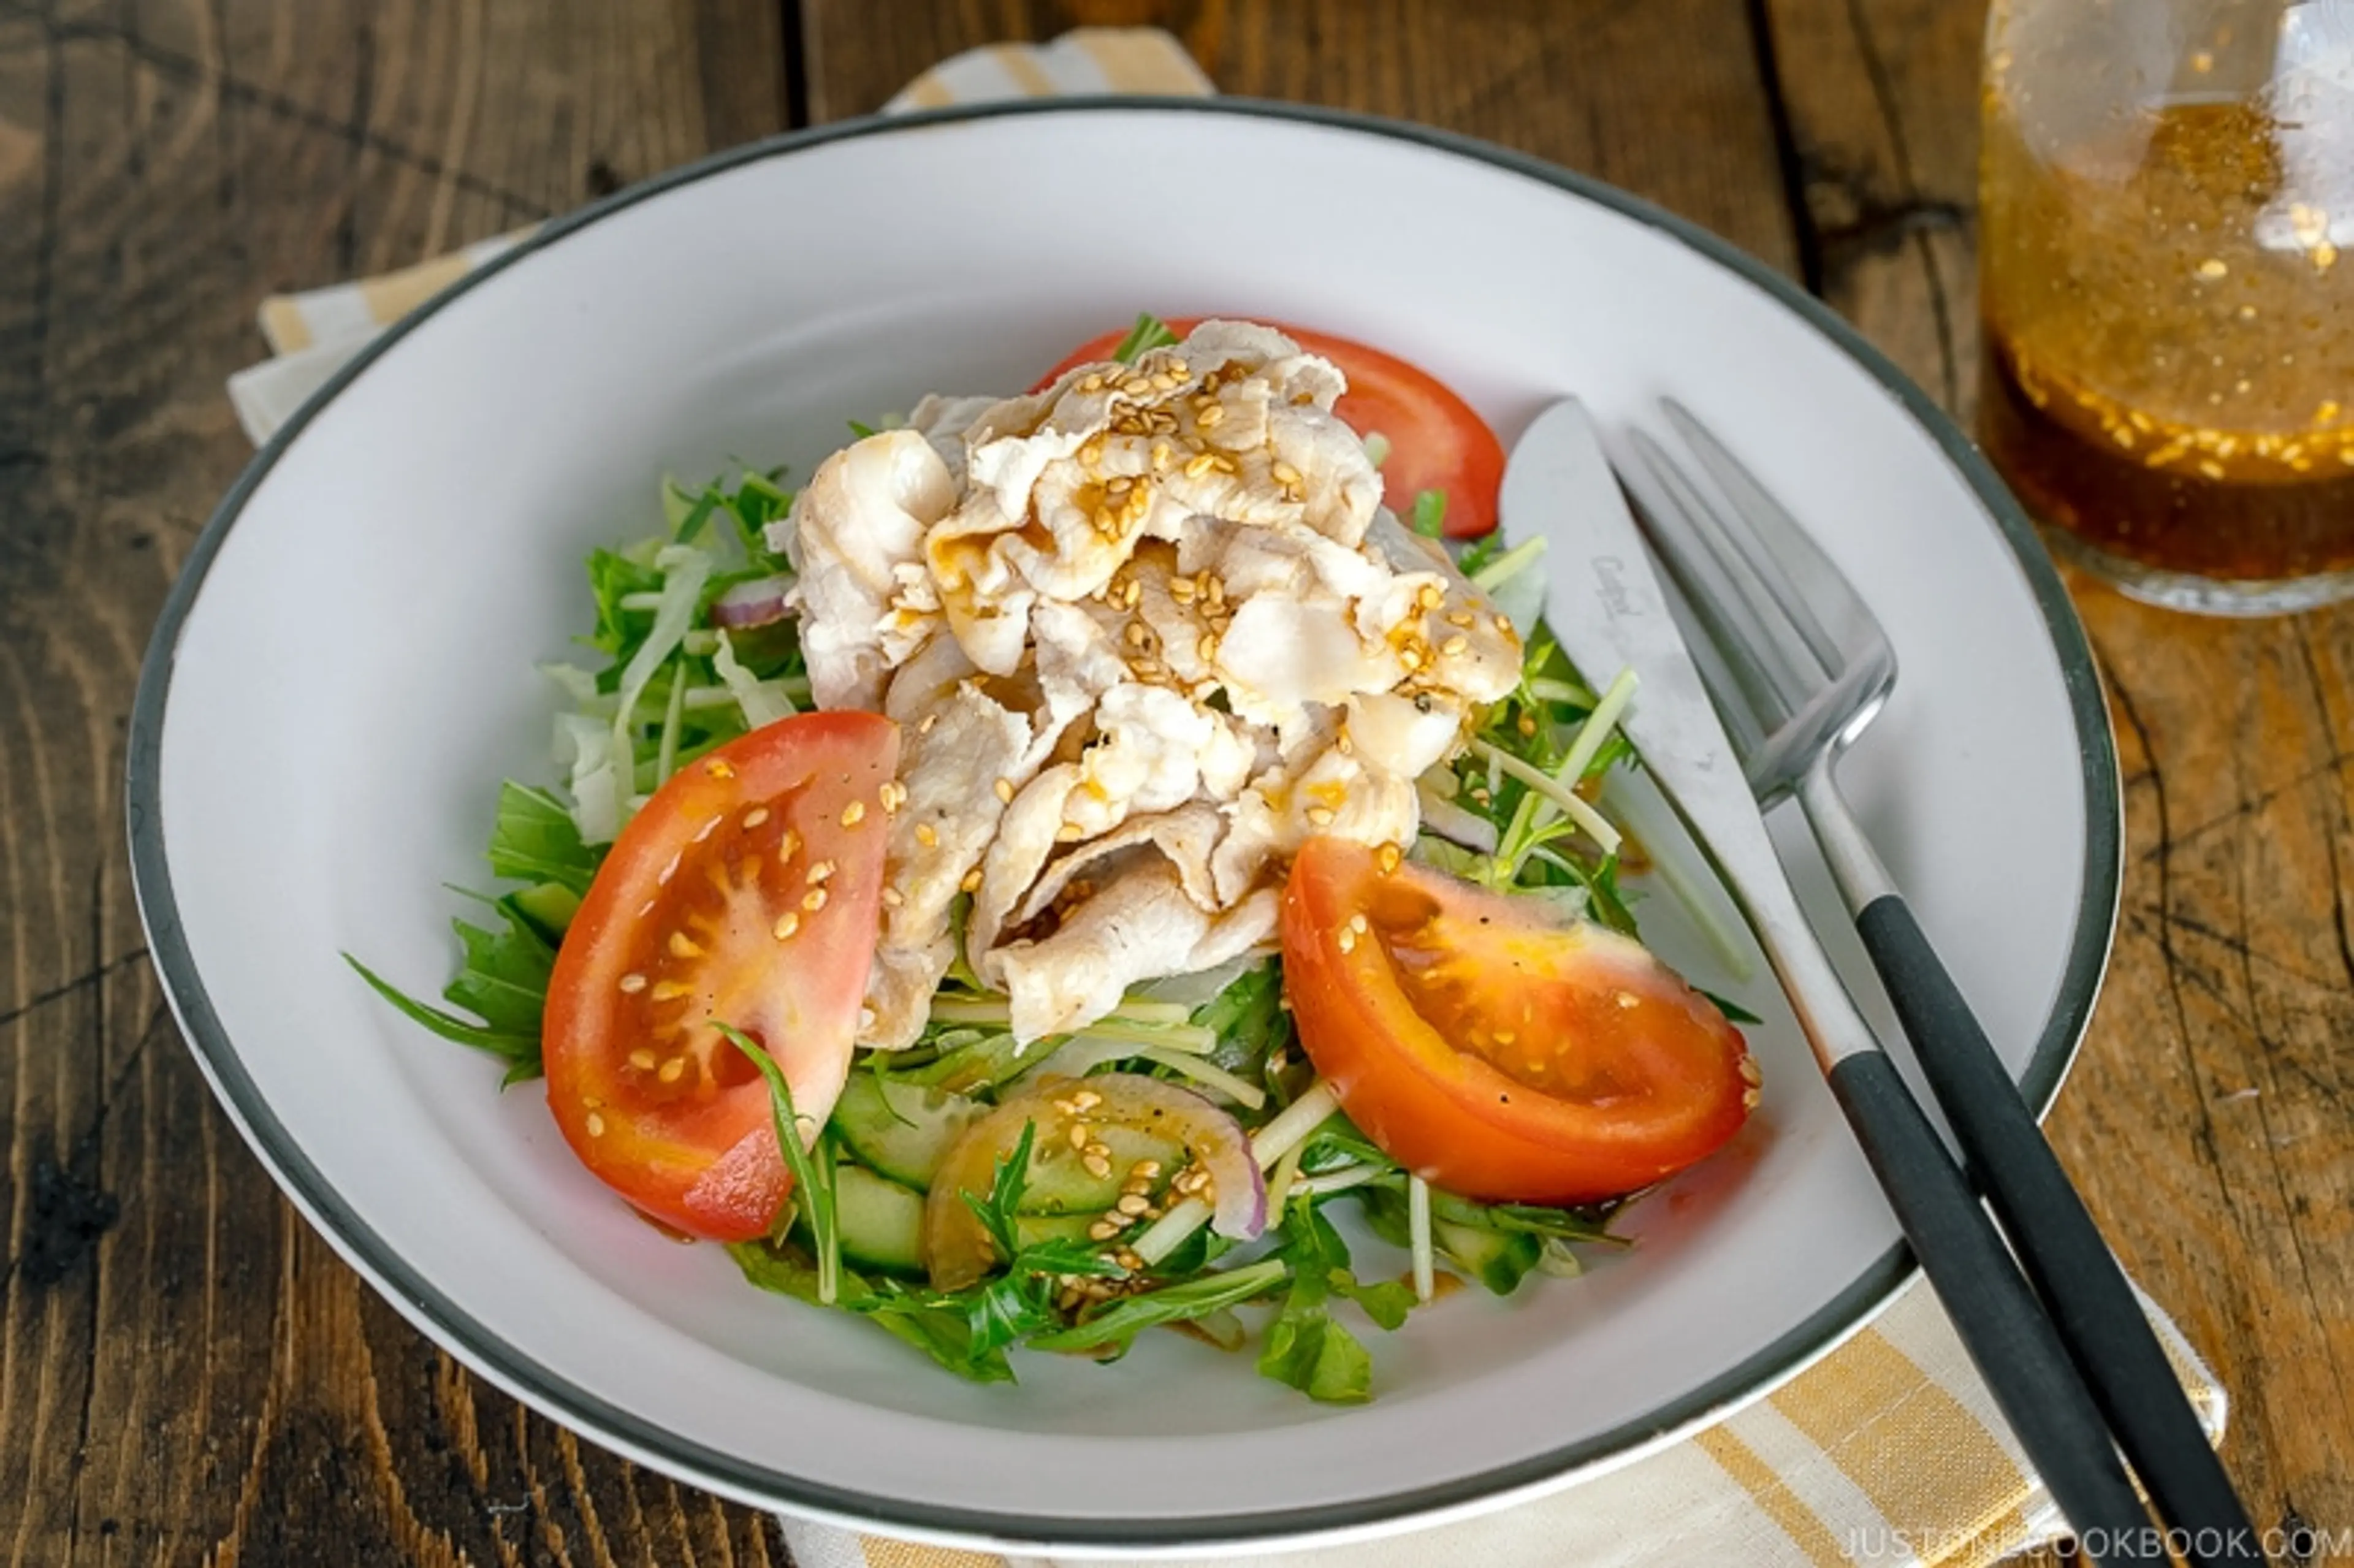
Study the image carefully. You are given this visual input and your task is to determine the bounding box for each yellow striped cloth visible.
[223,29,2229,1567]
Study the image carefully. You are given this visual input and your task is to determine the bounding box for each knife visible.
[1501,397,2165,1564]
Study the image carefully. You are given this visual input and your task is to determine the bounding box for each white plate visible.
[129,101,2119,1556]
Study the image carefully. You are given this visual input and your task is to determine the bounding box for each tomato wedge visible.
[542,713,898,1241]
[1035,318,1505,538]
[1280,838,1757,1205]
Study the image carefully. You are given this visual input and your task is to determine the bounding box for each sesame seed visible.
[1349,913,1370,935]
[839,799,866,828]
[918,713,938,734]
[882,888,904,908]
[961,868,985,893]
[1114,1249,1144,1272]
[878,781,907,813]
[1151,440,1174,470]
[1080,375,1104,394]
[1068,1122,1092,1151]
[1133,1158,1161,1178]
[742,806,770,829]
[1125,621,1151,646]
[652,981,693,1000]
[1088,1219,1122,1241]
[1197,402,1226,428]
[2196,258,2229,280]
[1079,439,1105,465]
[1170,576,1197,602]
[1739,1056,1763,1086]
[1057,823,1083,842]
[1121,376,1152,397]
[994,777,1015,804]
[1337,927,1358,954]
[628,1049,657,1071]
[915,822,940,848]
[1197,633,1219,663]
[658,1057,686,1084]
[772,911,800,940]
[668,931,703,958]
[1441,634,1470,657]
[1398,647,1423,671]
[1116,1193,1150,1217]
[802,888,828,913]
[1495,1029,1517,1045]
[1376,843,1403,875]
[1083,1154,1113,1179]
[1447,610,1476,628]
[1743,1087,1762,1110]
[1417,584,1444,611]
[619,973,648,994]
[1183,452,1217,479]
[1493,614,1514,636]
[585,1112,607,1137]
[1271,460,1301,485]
[778,828,802,862]
[806,859,836,884]
[704,758,736,779]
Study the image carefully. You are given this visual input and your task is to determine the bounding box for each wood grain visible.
[4,0,2348,1562]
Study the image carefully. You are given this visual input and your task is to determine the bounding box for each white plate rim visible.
[126,96,2124,1550]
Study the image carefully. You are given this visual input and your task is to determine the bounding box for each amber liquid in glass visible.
[1979,99,2354,584]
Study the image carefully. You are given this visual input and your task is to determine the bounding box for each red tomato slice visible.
[1034,318,1504,538]
[542,713,899,1241]
[1280,838,1757,1205]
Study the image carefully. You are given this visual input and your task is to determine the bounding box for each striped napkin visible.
[225,28,2229,1568]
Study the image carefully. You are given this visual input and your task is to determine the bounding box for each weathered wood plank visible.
[0,4,787,1562]
[801,0,1804,273]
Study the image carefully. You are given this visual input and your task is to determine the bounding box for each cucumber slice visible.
[828,1163,927,1276]
[1017,1123,1187,1217]
[833,1071,986,1189]
[1434,1219,1541,1295]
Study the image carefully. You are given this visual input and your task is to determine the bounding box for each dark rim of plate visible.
[126,95,2124,1551]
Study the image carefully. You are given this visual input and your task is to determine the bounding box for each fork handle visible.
[1854,892,2263,1568]
[1824,1050,2164,1563]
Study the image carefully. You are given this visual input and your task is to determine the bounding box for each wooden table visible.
[1,2,2346,1562]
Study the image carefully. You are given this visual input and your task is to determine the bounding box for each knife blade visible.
[1497,397,1865,1069]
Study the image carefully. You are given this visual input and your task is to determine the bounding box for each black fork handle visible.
[1855,894,2262,1568]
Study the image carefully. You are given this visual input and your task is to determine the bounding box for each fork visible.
[1623,400,2261,1567]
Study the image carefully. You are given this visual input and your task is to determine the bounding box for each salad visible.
[354,316,1759,1403]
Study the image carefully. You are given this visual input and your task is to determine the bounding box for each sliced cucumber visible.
[1434,1219,1542,1296]
[832,1071,986,1189]
[1017,1123,1187,1217]
[829,1163,926,1276]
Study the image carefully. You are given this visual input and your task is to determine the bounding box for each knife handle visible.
[1853,892,2261,1567]
[1824,1050,2166,1564]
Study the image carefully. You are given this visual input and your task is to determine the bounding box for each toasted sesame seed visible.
[1196,402,1226,428]
[652,980,693,1000]
[1739,1056,1763,1086]
[1088,1219,1122,1241]
[882,887,905,908]
[585,1112,607,1138]
[772,911,800,940]
[878,780,907,813]
[994,777,1015,804]
[918,713,938,734]
[1447,609,1476,628]
[1349,913,1370,935]
[806,859,836,884]
[1079,439,1105,465]
[777,828,801,861]
[704,758,736,779]
[1376,843,1403,875]
[619,972,649,994]
[629,1049,657,1071]
[1114,1248,1144,1271]
[1183,452,1218,480]
[2196,257,2229,280]
[961,868,985,893]
[1084,1154,1111,1179]
[1743,1087,1762,1110]
[802,887,829,913]
[1070,1089,1102,1111]
[915,822,940,848]
[1170,576,1197,602]
[1151,440,1175,470]
[1080,375,1105,393]
[1271,460,1301,486]
[1441,634,1471,657]
[1068,1122,1092,1151]
[1496,1029,1517,1045]
[1417,584,1445,611]
[1121,375,1153,397]
[1198,633,1219,663]
[742,806,770,829]
[1337,927,1358,954]
[658,1057,686,1084]
[668,931,704,958]
[1057,822,1083,842]
[1398,647,1424,671]
[1125,621,1151,646]
[1493,614,1514,636]
[1116,1193,1150,1217]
